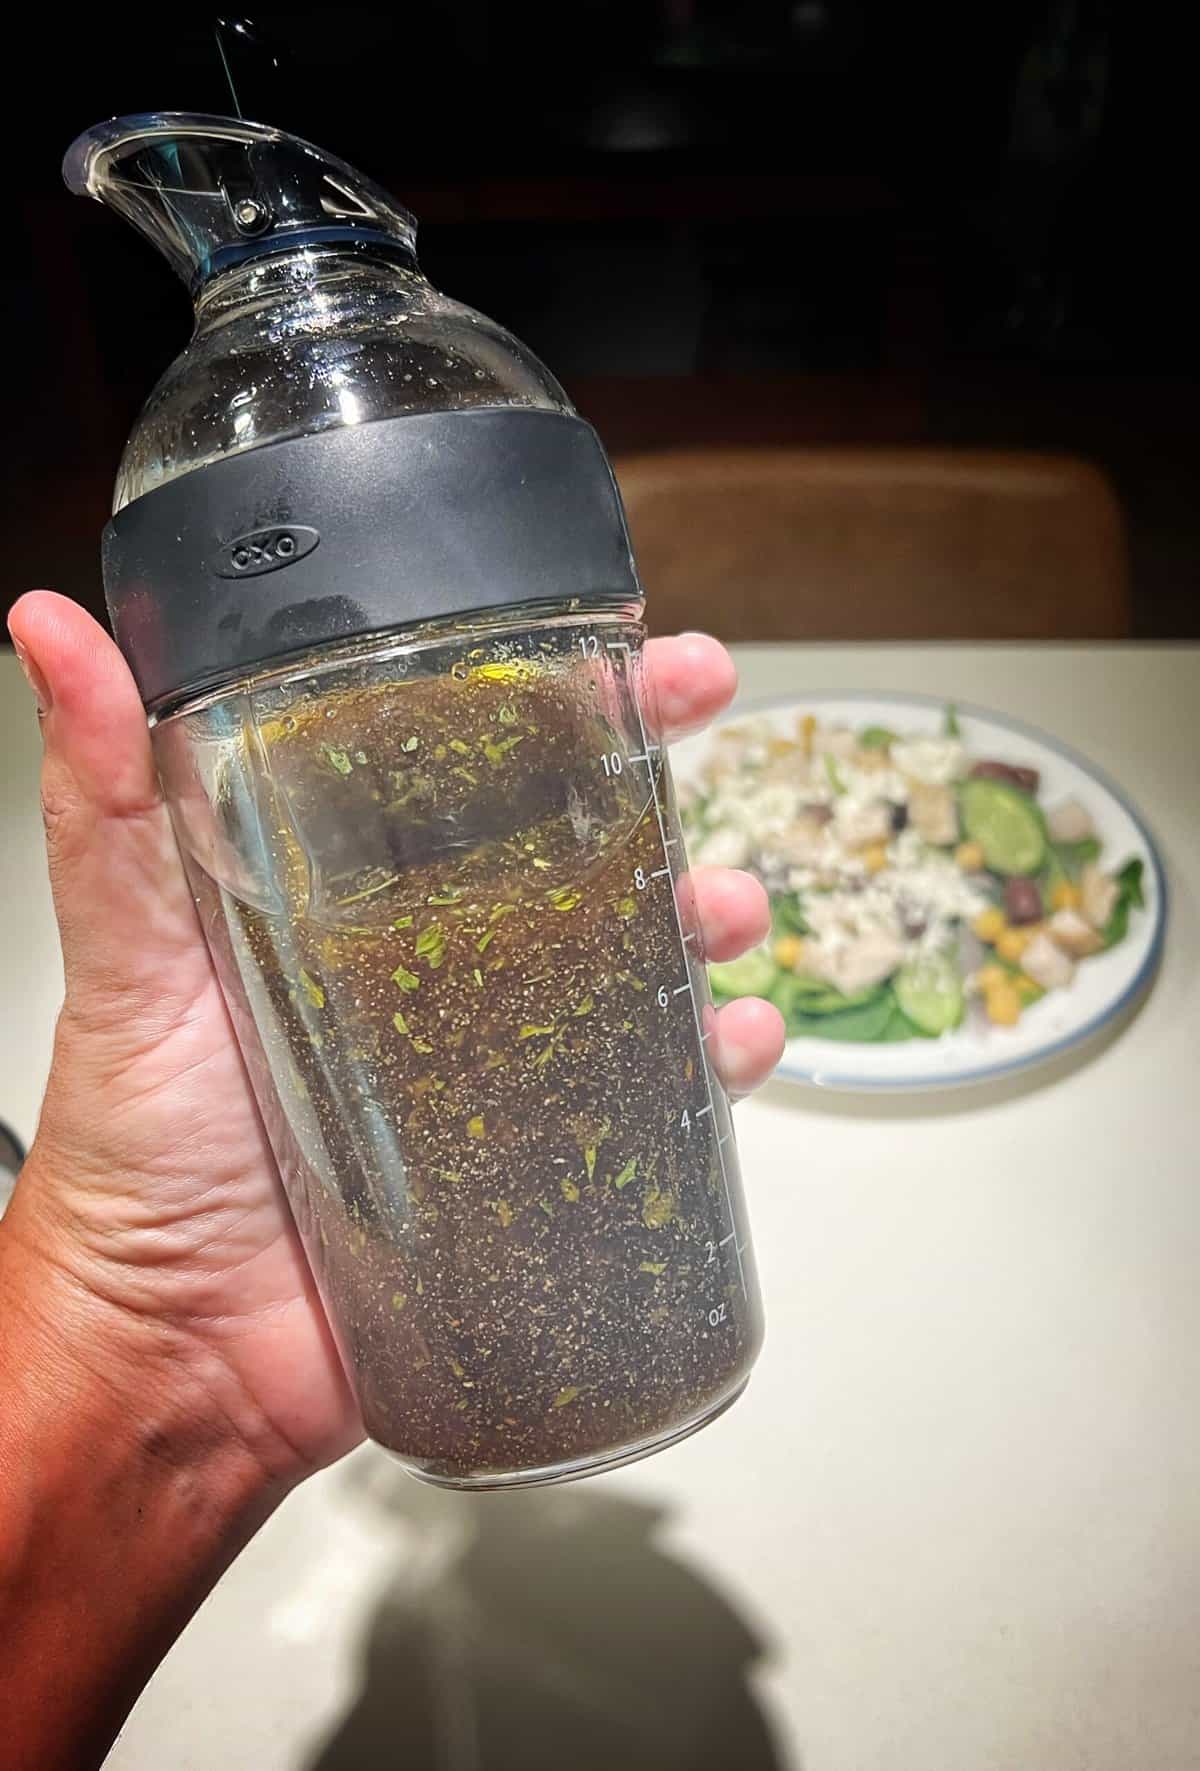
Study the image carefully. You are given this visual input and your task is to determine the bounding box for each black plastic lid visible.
[103,407,641,709]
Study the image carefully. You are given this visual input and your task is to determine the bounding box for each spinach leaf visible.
[770,973,882,1022]
[944,703,961,737]
[877,999,933,1041]
[771,891,809,938]
[1052,836,1102,877]
[1103,857,1146,948]
[775,984,897,1043]
[1039,844,1069,911]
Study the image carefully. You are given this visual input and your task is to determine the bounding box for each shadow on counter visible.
[308,1454,785,1771]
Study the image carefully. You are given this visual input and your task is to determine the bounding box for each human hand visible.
[2,594,785,1488]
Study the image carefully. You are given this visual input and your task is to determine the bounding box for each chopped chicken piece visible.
[761,751,814,786]
[1080,862,1119,930]
[694,825,750,869]
[768,816,833,867]
[908,783,959,847]
[1046,798,1095,844]
[890,736,966,785]
[811,726,858,762]
[1048,907,1104,957]
[832,797,893,850]
[805,929,905,996]
[1021,930,1076,991]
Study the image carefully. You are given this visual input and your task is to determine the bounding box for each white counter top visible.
[3,643,1199,1771]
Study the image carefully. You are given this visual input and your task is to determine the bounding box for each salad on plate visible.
[683,707,1145,1043]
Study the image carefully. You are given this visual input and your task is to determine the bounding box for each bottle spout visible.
[63,112,416,292]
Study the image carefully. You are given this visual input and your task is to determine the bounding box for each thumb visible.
[7,591,209,1034]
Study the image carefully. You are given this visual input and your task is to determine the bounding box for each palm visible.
[44,849,361,1471]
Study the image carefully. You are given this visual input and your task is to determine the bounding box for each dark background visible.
[5,3,1196,636]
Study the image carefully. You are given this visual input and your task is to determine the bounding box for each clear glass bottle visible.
[66,112,762,1486]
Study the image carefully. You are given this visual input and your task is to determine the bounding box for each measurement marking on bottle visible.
[696,1102,714,1118]
[651,866,672,880]
[673,981,692,996]
[664,837,679,848]
[683,930,698,945]
[719,1230,737,1247]
[699,1028,711,1043]
[718,1130,732,1147]
[607,640,748,1299]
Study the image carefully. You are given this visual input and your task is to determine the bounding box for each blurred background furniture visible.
[4,4,1197,644]
[617,448,1130,641]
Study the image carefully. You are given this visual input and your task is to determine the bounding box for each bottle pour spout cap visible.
[63,111,417,291]
[64,112,639,711]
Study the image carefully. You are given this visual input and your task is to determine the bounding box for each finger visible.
[642,632,737,743]
[7,592,206,1026]
[709,995,786,1098]
[678,866,770,962]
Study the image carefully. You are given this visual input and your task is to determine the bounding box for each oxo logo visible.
[214,525,320,579]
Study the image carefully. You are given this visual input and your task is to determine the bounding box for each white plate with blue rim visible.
[669,693,1167,1092]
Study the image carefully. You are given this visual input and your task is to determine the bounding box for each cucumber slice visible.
[959,777,1046,875]
[893,953,965,1036]
[708,948,778,999]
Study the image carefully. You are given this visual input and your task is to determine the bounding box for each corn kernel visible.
[863,842,889,875]
[996,925,1035,964]
[985,979,1022,1025]
[800,713,817,759]
[774,934,805,971]
[1051,880,1082,911]
[976,963,1008,992]
[955,840,985,872]
[973,906,1007,944]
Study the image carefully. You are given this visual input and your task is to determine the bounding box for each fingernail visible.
[12,638,51,716]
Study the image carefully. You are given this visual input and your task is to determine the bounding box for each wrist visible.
[0,1193,284,1771]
